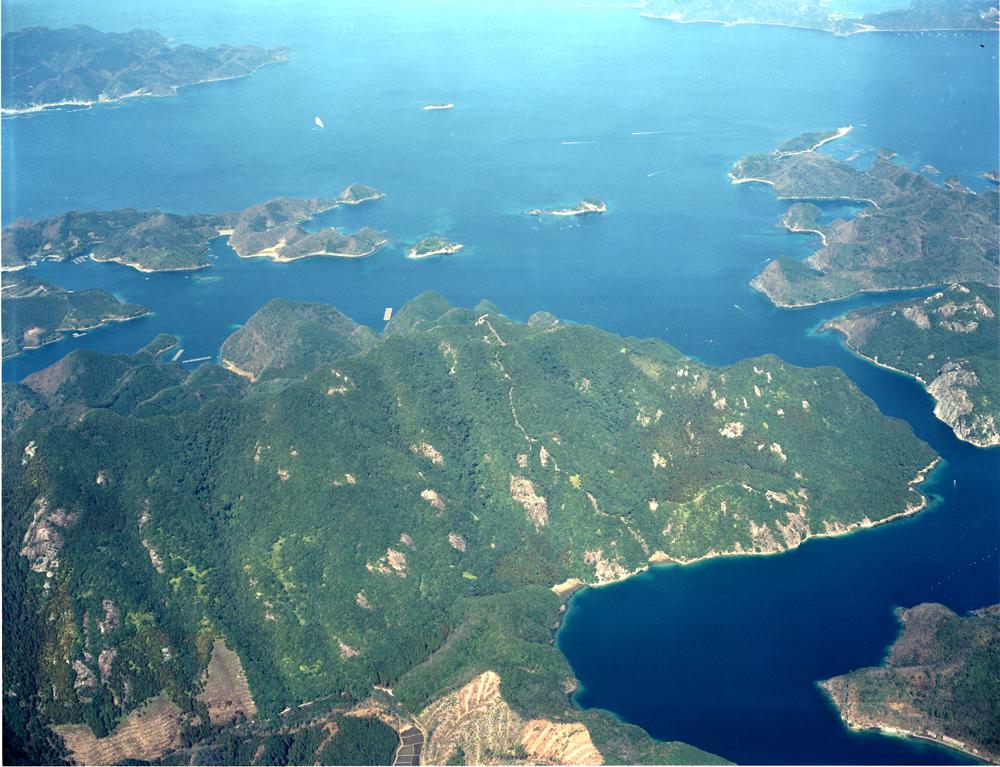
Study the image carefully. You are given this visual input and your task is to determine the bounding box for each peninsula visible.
[527,198,608,216]
[1,272,149,359]
[821,603,1000,763]
[639,0,1000,35]
[220,298,377,382]
[775,126,853,155]
[408,235,464,258]
[731,130,999,306]
[4,293,936,764]
[1,26,288,115]
[823,283,999,447]
[1,208,222,272]
[1,184,387,272]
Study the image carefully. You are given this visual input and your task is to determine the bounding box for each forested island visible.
[335,183,385,206]
[1,26,287,115]
[223,195,388,262]
[731,130,999,306]
[823,283,999,447]
[640,0,1000,35]
[4,293,938,764]
[408,236,464,259]
[1,273,148,360]
[821,603,1000,762]
[527,199,608,217]
[1,185,386,272]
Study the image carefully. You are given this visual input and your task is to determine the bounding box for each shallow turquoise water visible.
[2,2,998,763]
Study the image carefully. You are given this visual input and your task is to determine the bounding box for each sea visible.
[2,1,998,763]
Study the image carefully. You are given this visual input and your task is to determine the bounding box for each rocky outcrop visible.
[509,476,548,529]
[928,363,1000,447]
[368,548,409,577]
[20,497,79,576]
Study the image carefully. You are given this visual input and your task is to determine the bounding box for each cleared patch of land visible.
[419,670,602,765]
[54,694,183,765]
[197,638,258,725]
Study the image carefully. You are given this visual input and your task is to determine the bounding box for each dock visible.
[182,356,211,364]
[383,307,393,321]
[171,348,184,362]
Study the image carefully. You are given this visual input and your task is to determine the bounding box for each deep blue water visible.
[2,1,997,763]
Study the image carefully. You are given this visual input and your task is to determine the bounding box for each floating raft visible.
[383,307,393,321]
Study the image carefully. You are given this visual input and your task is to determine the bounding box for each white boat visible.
[314,116,325,129]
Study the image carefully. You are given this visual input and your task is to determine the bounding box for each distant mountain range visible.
[641,0,1000,35]
[1,25,287,114]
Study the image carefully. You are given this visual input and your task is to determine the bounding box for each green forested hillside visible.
[220,299,378,381]
[3,294,935,764]
[824,283,999,447]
